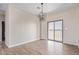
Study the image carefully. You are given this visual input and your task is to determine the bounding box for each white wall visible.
[5,4,40,47]
[40,20,47,40]
[41,6,79,46]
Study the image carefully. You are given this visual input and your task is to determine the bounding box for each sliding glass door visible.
[48,20,63,42]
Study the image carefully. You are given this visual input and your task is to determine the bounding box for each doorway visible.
[2,21,5,42]
[48,20,63,43]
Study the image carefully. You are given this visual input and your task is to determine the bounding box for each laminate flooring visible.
[0,40,79,55]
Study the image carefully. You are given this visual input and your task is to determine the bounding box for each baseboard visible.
[8,39,38,48]
[5,42,9,48]
[63,42,78,47]
[48,39,78,47]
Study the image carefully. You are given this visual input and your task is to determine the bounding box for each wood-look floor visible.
[0,40,79,55]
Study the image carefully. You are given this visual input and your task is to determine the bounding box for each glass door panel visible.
[48,22,54,40]
[55,21,62,42]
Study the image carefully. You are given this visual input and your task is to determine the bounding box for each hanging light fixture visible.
[38,3,47,20]
[36,3,47,39]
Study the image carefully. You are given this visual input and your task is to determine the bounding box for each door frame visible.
[47,19,63,43]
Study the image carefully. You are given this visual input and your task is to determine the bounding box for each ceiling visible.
[0,3,79,15]
[14,3,79,15]
[0,4,7,11]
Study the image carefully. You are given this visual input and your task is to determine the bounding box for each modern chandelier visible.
[38,3,47,20]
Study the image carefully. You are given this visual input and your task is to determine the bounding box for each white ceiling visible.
[0,4,7,11]
[14,3,79,15]
[0,3,79,15]
[15,3,63,15]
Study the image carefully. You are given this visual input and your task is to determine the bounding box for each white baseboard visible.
[8,39,38,48]
[63,41,78,46]
[5,41,9,48]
